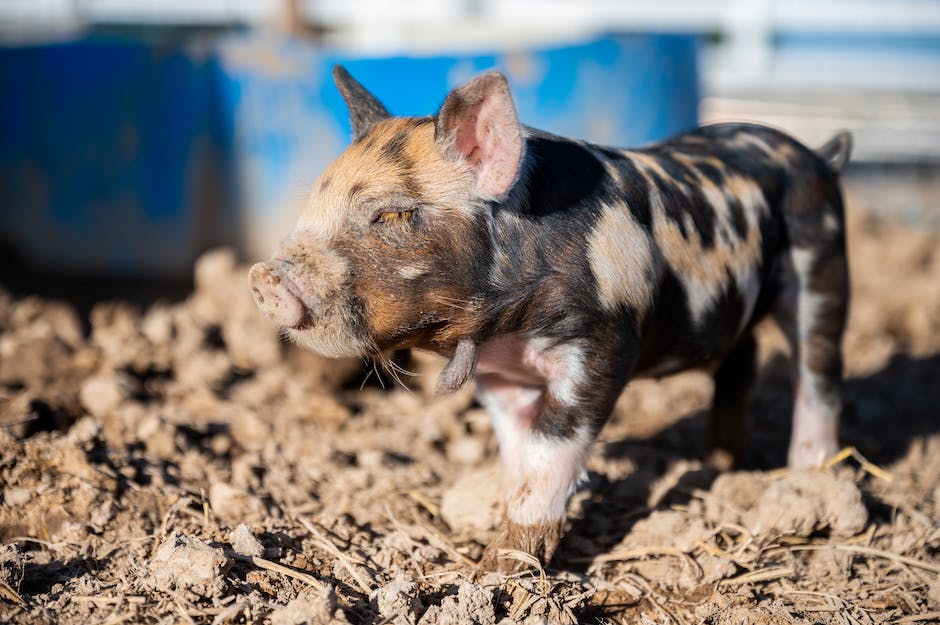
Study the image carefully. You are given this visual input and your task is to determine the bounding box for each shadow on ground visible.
[555,349,940,573]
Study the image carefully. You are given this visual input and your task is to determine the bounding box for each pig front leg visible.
[473,340,628,572]
[475,375,586,571]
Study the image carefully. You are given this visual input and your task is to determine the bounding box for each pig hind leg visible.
[774,226,849,468]
[706,332,758,470]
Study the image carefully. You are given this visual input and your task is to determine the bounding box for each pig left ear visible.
[435,72,523,198]
[333,65,391,140]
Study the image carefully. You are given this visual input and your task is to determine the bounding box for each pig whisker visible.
[430,294,476,311]
[366,345,412,393]
[385,358,418,378]
[359,336,412,392]
[371,360,387,390]
[359,357,377,391]
[379,356,411,392]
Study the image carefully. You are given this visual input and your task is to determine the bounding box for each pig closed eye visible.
[373,209,414,225]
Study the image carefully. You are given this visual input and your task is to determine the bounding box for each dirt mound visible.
[1,212,939,624]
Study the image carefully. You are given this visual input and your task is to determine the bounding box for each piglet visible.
[250,66,852,571]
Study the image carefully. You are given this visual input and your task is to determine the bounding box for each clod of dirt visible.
[618,509,737,587]
[135,413,177,459]
[78,373,133,418]
[90,302,149,370]
[149,533,232,600]
[229,407,273,452]
[3,487,30,507]
[371,575,423,624]
[208,481,265,521]
[140,303,174,346]
[705,471,868,536]
[499,576,592,625]
[269,586,350,625]
[930,578,940,607]
[701,603,813,625]
[440,466,503,533]
[230,523,264,557]
[446,437,486,465]
[418,583,496,625]
[0,296,90,428]
[0,543,24,589]
[757,472,868,536]
[13,299,83,349]
[66,415,100,445]
[192,248,283,371]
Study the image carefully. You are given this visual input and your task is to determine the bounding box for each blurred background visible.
[1,0,938,301]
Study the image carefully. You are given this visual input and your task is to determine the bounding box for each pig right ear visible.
[333,65,391,140]
[435,72,523,199]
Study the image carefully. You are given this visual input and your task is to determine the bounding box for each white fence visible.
[4,0,939,92]
[2,0,939,160]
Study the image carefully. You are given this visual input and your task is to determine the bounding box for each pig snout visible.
[249,261,307,329]
[248,239,369,359]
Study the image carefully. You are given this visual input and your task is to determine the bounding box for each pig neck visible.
[477,127,614,342]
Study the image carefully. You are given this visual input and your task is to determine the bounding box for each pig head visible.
[249,67,520,388]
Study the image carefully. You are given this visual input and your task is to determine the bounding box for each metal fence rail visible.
[3,0,939,160]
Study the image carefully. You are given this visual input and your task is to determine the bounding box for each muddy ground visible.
[1,178,939,624]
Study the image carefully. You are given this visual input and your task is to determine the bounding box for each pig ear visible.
[435,72,523,198]
[333,65,391,140]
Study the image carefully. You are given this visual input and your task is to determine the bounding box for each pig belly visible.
[631,273,765,379]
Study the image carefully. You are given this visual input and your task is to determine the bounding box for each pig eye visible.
[374,210,414,225]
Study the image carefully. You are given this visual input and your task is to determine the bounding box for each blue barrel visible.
[0,38,236,277]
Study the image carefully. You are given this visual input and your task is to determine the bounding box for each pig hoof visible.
[476,519,563,574]
[477,545,527,574]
